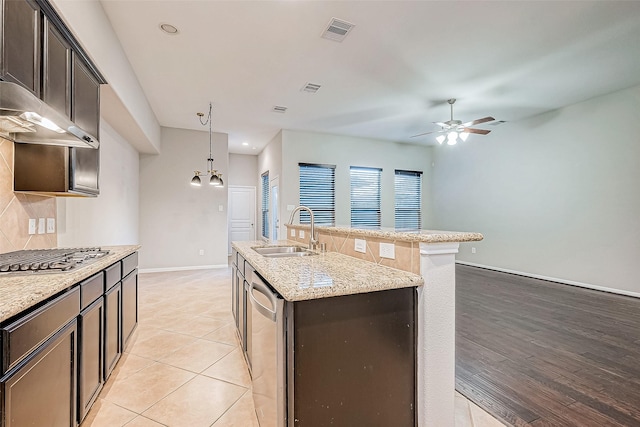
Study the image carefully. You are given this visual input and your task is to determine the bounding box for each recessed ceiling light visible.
[242,142,249,146]
[159,23,179,35]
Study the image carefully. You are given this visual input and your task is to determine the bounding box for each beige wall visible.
[431,84,640,296]
[228,153,258,187]
[57,120,140,247]
[0,137,57,253]
[138,127,229,270]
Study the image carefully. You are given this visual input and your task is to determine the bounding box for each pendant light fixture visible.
[190,102,224,188]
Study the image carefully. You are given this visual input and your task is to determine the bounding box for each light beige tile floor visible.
[81,267,504,427]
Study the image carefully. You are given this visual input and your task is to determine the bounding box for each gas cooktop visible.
[0,247,110,275]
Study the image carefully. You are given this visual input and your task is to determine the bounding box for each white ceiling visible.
[99,0,640,154]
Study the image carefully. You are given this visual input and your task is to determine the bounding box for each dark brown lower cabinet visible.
[78,296,104,422]
[291,287,417,427]
[1,321,77,427]
[122,269,138,350]
[104,282,121,380]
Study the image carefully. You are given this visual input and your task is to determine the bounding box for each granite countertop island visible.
[233,240,424,301]
[0,245,140,323]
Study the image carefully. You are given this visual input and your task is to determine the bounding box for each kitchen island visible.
[244,225,483,427]
[233,240,423,426]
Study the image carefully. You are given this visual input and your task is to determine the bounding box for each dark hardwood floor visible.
[455,264,640,427]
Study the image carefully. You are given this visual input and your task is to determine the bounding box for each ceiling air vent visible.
[321,18,355,42]
[272,106,288,113]
[301,83,321,93]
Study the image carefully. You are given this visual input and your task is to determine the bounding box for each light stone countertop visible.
[286,224,484,243]
[233,240,424,302]
[0,245,140,323]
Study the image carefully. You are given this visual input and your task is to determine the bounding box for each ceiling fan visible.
[411,98,495,145]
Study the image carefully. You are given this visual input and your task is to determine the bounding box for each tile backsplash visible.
[285,225,421,275]
[0,137,57,253]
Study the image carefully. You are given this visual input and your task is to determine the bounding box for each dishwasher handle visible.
[249,280,278,322]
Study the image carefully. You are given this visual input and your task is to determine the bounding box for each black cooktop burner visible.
[0,247,110,275]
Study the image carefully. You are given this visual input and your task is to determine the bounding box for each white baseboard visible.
[456,260,640,299]
[139,264,229,274]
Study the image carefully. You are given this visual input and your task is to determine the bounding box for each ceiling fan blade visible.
[463,127,491,135]
[410,130,438,138]
[461,116,495,127]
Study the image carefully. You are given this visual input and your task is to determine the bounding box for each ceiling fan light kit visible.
[412,98,495,145]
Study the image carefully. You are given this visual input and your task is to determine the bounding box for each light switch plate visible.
[290,228,296,237]
[46,218,55,233]
[380,242,395,259]
[28,219,36,235]
[354,238,366,253]
[299,229,305,239]
[218,205,224,212]
[37,218,45,234]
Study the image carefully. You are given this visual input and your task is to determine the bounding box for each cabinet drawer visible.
[122,252,138,278]
[105,262,122,291]
[81,272,104,310]
[1,287,80,374]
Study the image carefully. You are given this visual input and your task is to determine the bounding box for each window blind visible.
[299,163,336,225]
[261,172,269,238]
[350,166,382,228]
[395,169,422,230]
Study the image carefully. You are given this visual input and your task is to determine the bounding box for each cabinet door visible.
[122,270,138,350]
[78,297,104,422]
[72,56,100,139]
[104,282,121,380]
[232,266,238,327]
[0,0,41,95]
[1,320,77,427]
[42,17,71,118]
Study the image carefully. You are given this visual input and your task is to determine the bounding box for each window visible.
[261,172,269,239]
[350,166,382,228]
[299,163,336,225]
[395,170,422,230]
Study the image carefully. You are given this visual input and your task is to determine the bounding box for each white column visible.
[417,242,459,427]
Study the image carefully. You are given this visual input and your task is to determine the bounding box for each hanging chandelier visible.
[190,102,224,187]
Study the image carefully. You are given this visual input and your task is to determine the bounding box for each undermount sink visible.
[252,246,318,258]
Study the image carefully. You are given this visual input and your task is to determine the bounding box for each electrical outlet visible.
[299,229,305,239]
[471,247,476,254]
[380,242,395,259]
[218,205,224,212]
[354,238,366,253]
[287,205,295,211]
[199,249,205,256]
[46,218,55,233]
[37,218,45,234]
[290,228,296,237]
[28,219,36,235]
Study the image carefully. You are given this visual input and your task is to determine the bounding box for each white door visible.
[270,177,280,241]
[228,186,256,254]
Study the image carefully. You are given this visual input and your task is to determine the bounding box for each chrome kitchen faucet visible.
[288,206,318,250]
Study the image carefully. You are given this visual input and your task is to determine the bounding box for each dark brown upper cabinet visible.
[0,0,42,95]
[42,16,71,119]
[73,56,100,140]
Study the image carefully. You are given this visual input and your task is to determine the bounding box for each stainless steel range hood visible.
[0,81,99,149]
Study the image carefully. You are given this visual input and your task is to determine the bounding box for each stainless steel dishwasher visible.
[249,273,286,427]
